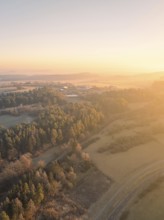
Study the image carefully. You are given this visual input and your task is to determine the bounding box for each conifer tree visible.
[0,211,10,220]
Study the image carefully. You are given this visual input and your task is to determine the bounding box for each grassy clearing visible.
[0,114,33,128]
[136,176,164,201]
[85,106,164,182]
[125,177,164,220]
[70,167,111,208]
[120,210,130,220]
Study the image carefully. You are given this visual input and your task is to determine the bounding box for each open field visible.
[0,114,33,128]
[85,105,164,182]
[0,85,36,94]
[70,167,111,209]
[84,102,164,219]
[125,178,164,220]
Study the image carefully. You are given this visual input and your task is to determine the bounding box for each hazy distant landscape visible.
[0,72,164,88]
[0,76,164,219]
[1,0,164,219]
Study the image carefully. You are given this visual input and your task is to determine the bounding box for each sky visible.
[0,0,164,75]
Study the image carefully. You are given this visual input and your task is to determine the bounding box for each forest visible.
[0,88,103,161]
[0,87,104,219]
[0,86,154,219]
[0,87,65,108]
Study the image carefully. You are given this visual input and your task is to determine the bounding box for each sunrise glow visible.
[0,0,164,74]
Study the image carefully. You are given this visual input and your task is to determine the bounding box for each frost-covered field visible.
[0,114,33,128]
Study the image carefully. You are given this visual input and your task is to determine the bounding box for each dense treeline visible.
[0,154,32,191]
[0,87,65,109]
[0,103,103,161]
[0,86,104,219]
[101,89,153,102]
[85,92,128,115]
[85,89,154,116]
[0,144,90,220]
[0,167,59,220]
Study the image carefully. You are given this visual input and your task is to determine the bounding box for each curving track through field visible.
[87,160,164,220]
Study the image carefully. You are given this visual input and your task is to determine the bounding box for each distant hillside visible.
[0,73,99,82]
[0,72,164,88]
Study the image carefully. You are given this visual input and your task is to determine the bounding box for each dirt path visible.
[32,146,69,167]
[84,104,164,219]
[86,160,164,220]
[32,147,59,166]
[126,178,164,220]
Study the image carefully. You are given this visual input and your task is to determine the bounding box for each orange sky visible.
[0,0,164,74]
